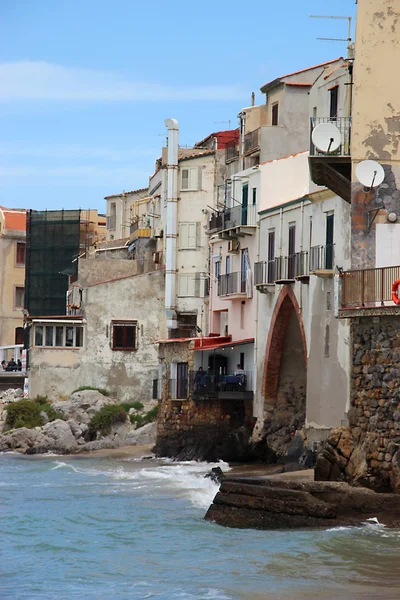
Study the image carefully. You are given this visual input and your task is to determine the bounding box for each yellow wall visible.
[352,1,400,164]
[0,229,26,347]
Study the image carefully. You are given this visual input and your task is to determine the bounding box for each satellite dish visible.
[312,123,341,153]
[356,160,385,188]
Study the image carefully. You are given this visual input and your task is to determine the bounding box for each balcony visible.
[255,252,310,292]
[341,265,400,310]
[244,129,260,155]
[309,117,351,203]
[218,272,247,299]
[309,244,334,275]
[225,141,239,163]
[208,204,257,238]
[190,371,254,401]
[130,219,151,239]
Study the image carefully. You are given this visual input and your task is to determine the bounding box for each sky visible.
[0,0,357,214]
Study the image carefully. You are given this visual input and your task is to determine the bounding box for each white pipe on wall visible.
[164,118,179,331]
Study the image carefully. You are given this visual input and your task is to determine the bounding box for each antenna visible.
[312,122,341,154]
[214,120,231,129]
[309,15,352,50]
[356,160,385,190]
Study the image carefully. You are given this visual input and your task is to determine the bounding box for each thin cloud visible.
[0,61,244,102]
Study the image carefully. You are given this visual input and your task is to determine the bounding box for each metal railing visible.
[208,204,257,232]
[190,370,254,397]
[310,245,334,271]
[218,272,246,296]
[225,142,239,162]
[208,212,223,232]
[244,129,260,154]
[276,252,309,281]
[310,117,351,157]
[341,265,400,308]
[255,260,275,285]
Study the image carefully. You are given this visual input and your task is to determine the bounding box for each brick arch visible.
[262,285,307,404]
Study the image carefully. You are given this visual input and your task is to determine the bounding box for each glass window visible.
[35,326,43,346]
[15,287,24,308]
[45,326,53,347]
[75,327,83,347]
[16,243,26,265]
[55,326,64,347]
[112,324,137,350]
[66,327,74,347]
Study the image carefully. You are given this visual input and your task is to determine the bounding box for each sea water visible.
[1,454,400,600]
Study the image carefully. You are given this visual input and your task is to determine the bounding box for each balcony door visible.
[268,230,275,283]
[288,224,296,279]
[326,214,334,269]
[241,184,248,226]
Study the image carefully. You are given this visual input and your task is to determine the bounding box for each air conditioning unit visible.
[154,228,164,238]
[228,239,240,253]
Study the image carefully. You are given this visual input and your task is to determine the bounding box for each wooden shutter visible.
[179,223,189,248]
[188,223,197,248]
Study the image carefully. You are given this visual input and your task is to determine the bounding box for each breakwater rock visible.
[204,477,400,529]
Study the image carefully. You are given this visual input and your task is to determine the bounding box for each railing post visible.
[361,270,365,307]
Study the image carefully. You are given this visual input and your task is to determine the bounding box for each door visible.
[268,230,275,283]
[241,184,248,226]
[330,87,338,120]
[241,249,247,293]
[325,214,334,269]
[176,362,188,399]
[288,224,296,279]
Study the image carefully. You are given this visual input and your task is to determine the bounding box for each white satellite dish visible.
[356,160,385,188]
[312,122,341,153]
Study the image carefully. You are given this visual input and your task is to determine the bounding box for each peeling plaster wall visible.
[0,230,25,347]
[29,269,165,401]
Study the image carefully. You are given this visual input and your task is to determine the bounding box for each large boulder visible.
[125,422,157,446]
[0,427,49,453]
[42,420,78,453]
[52,390,118,425]
[0,388,24,403]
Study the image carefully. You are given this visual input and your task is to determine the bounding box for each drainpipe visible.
[164,118,179,332]
[238,111,245,171]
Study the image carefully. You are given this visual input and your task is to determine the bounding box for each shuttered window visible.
[181,167,202,191]
[111,321,137,350]
[179,222,200,249]
[178,274,196,297]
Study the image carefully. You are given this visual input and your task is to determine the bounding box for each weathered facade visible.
[27,259,165,401]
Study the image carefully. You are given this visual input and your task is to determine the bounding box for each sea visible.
[1,453,400,600]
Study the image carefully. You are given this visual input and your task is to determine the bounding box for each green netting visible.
[25,210,81,316]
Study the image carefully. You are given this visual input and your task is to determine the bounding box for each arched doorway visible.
[262,285,307,454]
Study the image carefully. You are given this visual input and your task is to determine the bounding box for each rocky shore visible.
[0,389,157,455]
[204,473,400,529]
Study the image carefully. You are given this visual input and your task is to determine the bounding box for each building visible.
[0,206,27,359]
[105,187,149,242]
[27,257,165,401]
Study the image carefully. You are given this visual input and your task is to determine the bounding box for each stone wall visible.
[155,340,256,461]
[316,315,400,492]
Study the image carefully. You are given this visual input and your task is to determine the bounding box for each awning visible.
[191,338,254,352]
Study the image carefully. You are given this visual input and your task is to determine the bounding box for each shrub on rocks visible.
[71,385,110,397]
[5,399,64,431]
[88,404,128,437]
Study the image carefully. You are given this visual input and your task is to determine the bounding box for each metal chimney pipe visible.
[164,118,179,332]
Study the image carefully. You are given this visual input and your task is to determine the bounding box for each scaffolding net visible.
[25,210,81,316]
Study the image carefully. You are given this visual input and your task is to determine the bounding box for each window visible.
[107,202,116,230]
[325,213,334,269]
[15,287,24,309]
[178,274,196,297]
[15,327,24,345]
[111,321,137,350]
[268,230,275,283]
[272,103,279,126]
[329,86,338,120]
[34,324,84,348]
[215,260,220,279]
[252,188,257,206]
[181,166,201,191]
[225,256,230,275]
[179,222,200,249]
[288,224,296,279]
[16,242,26,266]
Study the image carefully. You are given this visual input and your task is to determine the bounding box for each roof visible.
[285,82,313,87]
[194,129,240,149]
[192,337,255,352]
[0,207,27,231]
[178,149,215,162]
[260,58,343,93]
[104,187,148,200]
[259,149,308,167]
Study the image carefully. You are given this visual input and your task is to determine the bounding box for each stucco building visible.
[0,206,27,357]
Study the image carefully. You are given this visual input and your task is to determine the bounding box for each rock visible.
[125,422,157,446]
[0,388,24,403]
[52,390,118,425]
[42,420,78,453]
[0,427,49,453]
[205,467,225,484]
[204,477,400,530]
[67,418,83,439]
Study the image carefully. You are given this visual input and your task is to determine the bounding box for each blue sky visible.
[0,0,357,213]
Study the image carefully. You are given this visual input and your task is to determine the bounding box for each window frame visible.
[15,242,26,267]
[111,320,138,351]
[180,166,201,191]
[33,324,84,348]
[14,286,25,310]
[272,102,279,126]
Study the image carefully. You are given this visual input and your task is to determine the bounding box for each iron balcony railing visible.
[244,129,260,154]
[310,116,352,157]
[189,370,254,398]
[310,245,335,271]
[208,204,257,233]
[341,265,400,308]
[255,252,309,285]
[225,141,239,162]
[218,272,246,297]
